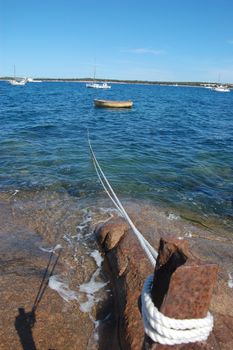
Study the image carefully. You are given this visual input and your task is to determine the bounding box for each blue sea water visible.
[0,80,233,234]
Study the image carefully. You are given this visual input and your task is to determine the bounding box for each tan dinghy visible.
[94,99,133,108]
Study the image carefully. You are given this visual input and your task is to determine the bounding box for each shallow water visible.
[1,81,233,232]
[1,81,233,347]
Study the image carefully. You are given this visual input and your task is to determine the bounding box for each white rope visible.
[88,135,214,345]
[142,275,213,345]
[88,135,158,266]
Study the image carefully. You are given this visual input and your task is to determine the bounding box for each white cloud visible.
[123,48,165,56]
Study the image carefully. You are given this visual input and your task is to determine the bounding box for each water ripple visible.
[0,81,233,232]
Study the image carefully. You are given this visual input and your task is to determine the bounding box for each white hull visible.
[27,78,42,83]
[213,86,230,92]
[86,82,111,89]
[9,79,27,86]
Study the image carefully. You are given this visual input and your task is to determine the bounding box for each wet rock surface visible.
[0,193,120,350]
[0,197,94,350]
[0,192,233,350]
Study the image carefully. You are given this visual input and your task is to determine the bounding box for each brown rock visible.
[95,217,128,250]
[96,219,152,349]
[213,313,233,350]
[0,197,95,350]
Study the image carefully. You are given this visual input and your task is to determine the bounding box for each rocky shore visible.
[0,191,233,349]
[0,195,96,350]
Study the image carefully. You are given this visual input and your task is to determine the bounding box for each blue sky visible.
[1,0,233,82]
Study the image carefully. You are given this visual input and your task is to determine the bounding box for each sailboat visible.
[8,66,28,86]
[212,74,230,92]
[9,78,28,86]
[213,85,230,92]
[86,81,111,89]
[86,63,111,89]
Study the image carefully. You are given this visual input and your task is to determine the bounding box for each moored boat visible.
[8,78,28,86]
[86,82,111,89]
[27,77,42,83]
[8,65,28,86]
[86,62,111,89]
[213,85,230,92]
[94,99,133,108]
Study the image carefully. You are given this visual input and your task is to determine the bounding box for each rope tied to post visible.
[142,275,213,345]
[88,135,214,345]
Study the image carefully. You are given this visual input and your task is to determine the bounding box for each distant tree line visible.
[0,76,232,87]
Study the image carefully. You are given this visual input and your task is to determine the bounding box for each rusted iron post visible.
[144,236,219,350]
[95,219,219,350]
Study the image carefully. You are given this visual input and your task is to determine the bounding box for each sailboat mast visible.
[93,59,96,82]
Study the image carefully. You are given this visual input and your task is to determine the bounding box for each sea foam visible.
[90,249,104,267]
[49,275,79,302]
[40,244,62,253]
[228,272,233,288]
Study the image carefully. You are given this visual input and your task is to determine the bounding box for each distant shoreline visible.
[1,77,232,88]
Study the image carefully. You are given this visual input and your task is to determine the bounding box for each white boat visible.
[8,78,27,86]
[27,77,42,83]
[213,85,230,92]
[86,62,111,89]
[8,65,27,86]
[86,82,111,89]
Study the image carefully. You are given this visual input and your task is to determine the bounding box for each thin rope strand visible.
[88,136,158,265]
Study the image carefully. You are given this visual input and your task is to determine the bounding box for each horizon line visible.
[1,77,232,86]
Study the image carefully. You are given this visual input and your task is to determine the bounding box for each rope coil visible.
[141,275,213,345]
[88,135,214,345]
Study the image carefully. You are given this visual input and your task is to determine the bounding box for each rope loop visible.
[141,275,214,345]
